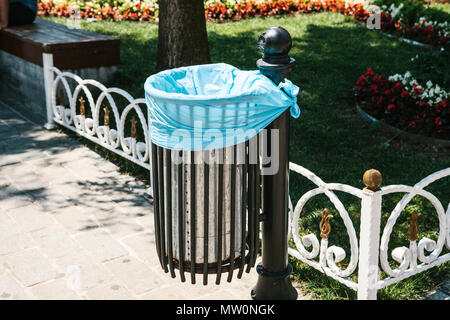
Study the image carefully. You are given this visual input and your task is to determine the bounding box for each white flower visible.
[426,80,433,88]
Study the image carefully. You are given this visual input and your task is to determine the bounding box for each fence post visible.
[357,169,383,300]
[43,53,56,130]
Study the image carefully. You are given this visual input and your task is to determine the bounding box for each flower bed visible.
[37,0,370,22]
[37,0,449,47]
[354,68,449,140]
[374,3,449,47]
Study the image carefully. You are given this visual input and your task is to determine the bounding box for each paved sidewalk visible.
[0,102,306,300]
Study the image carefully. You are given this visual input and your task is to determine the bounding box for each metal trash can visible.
[145,35,300,286]
[150,140,261,285]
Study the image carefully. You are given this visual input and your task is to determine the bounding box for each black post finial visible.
[257,26,292,64]
[256,26,295,85]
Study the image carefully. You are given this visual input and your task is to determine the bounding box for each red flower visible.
[387,104,395,111]
[370,84,378,92]
[377,97,383,105]
[401,90,409,98]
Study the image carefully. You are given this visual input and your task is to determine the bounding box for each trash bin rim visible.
[144,63,284,105]
[145,86,265,105]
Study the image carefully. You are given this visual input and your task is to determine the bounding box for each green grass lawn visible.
[45,11,449,300]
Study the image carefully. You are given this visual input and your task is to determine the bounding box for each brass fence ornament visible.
[363,169,382,192]
[131,116,137,138]
[79,97,85,116]
[407,211,420,242]
[59,89,65,107]
[103,106,110,126]
[319,208,333,239]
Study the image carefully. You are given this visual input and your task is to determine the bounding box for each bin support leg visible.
[251,111,297,300]
[251,26,298,300]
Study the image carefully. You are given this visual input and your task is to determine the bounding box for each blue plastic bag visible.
[144,63,300,151]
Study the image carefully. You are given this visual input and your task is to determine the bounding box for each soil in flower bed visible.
[355,68,449,140]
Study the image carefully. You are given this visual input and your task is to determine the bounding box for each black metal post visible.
[251,26,298,300]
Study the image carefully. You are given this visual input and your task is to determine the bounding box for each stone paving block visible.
[4,248,59,287]
[0,174,10,188]
[121,233,160,267]
[62,159,106,180]
[0,218,34,256]
[139,285,189,300]
[30,278,82,300]
[0,161,37,178]
[0,154,21,166]
[25,156,59,170]
[196,289,243,300]
[0,117,27,126]
[34,136,80,152]
[76,193,117,214]
[7,203,55,233]
[0,136,35,152]
[31,226,79,259]
[86,282,135,300]
[51,147,99,165]
[23,129,65,142]
[50,206,99,233]
[134,211,154,231]
[95,161,120,174]
[115,199,151,219]
[34,193,75,212]
[15,149,49,162]
[167,275,239,298]
[9,172,49,193]
[0,185,34,211]
[55,251,114,290]
[104,256,165,295]
[50,183,83,198]
[39,165,78,185]
[0,272,31,300]
[74,229,128,262]
[93,210,144,239]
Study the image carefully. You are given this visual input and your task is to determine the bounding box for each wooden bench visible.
[0,18,120,123]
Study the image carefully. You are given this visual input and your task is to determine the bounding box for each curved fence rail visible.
[43,52,449,300]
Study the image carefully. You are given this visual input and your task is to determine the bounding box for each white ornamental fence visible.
[288,163,450,300]
[42,54,449,300]
[42,53,153,196]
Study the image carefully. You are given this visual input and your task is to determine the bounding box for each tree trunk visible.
[156,0,211,72]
